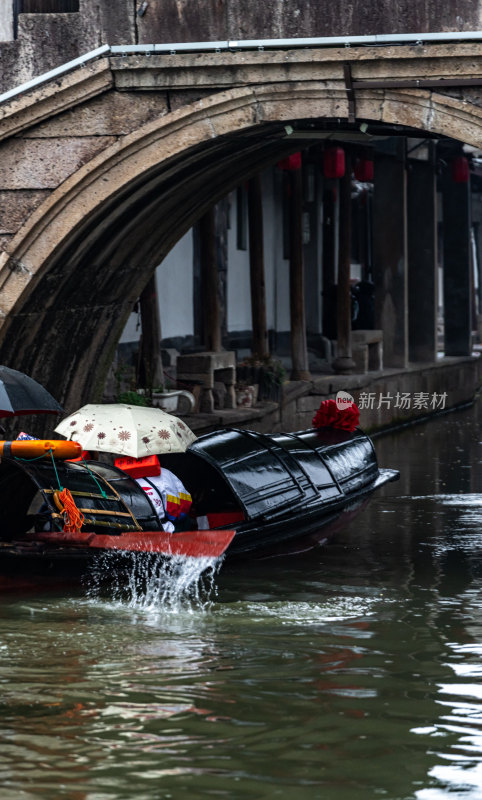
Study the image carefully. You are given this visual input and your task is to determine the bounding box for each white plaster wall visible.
[120,230,194,343]
[226,189,251,332]
[119,303,139,343]
[261,169,277,330]
[120,169,292,347]
[226,168,291,336]
[156,230,194,339]
[271,169,291,332]
[0,4,13,41]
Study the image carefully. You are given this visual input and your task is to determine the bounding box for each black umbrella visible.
[0,366,63,418]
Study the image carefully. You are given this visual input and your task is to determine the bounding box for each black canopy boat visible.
[165,425,399,552]
[0,424,399,581]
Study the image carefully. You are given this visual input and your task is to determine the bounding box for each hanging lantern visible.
[451,155,470,183]
[323,146,345,179]
[354,157,374,182]
[277,152,302,170]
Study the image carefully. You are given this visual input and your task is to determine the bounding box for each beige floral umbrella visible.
[54,403,197,458]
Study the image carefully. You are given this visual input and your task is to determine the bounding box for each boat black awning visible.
[162,427,378,522]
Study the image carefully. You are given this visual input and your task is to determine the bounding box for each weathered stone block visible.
[0,190,50,234]
[0,43,19,93]
[296,395,320,413]
[26,92,169,138]
[352,343,368,374]
[0,137,115,189]
[0,234,12,252]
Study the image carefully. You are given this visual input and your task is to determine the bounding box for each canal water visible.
[0,397,481,800]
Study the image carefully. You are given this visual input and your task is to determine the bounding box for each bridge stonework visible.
[2,0,482,94]
[0,42,482,413]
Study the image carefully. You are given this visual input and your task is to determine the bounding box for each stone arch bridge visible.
[0,37,481,415]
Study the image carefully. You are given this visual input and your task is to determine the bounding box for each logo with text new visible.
[336,391,354,410]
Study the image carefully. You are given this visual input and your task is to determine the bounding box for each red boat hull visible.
[27,528,235,559]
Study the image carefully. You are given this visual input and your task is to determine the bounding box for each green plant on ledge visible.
[237,354,286,402]
[117,389,149,407]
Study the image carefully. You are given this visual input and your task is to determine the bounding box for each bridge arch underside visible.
[0,82,480,421]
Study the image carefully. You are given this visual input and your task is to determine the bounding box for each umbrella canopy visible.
[0,365,63,418]
[54,403,197,458]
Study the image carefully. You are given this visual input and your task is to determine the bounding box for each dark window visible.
[18,0,79,12]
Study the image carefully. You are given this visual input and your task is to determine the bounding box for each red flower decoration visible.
[335,403,360,431]
[312,398,360,433]
[312,399,338,429]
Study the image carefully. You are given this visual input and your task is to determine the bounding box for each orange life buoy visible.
[0,440,82,460]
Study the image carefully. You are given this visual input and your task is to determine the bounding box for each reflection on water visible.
[0,397,481,799]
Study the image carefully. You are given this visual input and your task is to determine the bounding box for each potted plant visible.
[237,355,286,404]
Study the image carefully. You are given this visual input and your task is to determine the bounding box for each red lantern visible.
[323,146,345,179]
[354,157,374,182]
[277,152,302,170]
[451,155,470,183]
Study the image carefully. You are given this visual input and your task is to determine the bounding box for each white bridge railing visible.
[2,29,482,105]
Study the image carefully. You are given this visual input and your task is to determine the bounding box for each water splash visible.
[84,551,222,612]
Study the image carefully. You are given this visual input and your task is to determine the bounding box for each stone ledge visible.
[281,380,312,406]
[311,373,373,394]
[180,402,279,433]
[180,355,481,437]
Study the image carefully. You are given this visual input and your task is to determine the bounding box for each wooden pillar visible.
[407,151,438,362]
[248,175,269,358]
[322,186,337,339]
[441,162,472,356]
[372,141,408,368]
[289,168,311,381]
[215,199,229,345]
[137,273,163,393]
[333,152,355,374]
[303,161,323,337]
[472,199,482,341]
[199,207,221,352]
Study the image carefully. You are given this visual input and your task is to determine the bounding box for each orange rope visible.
[58,488,85,533]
